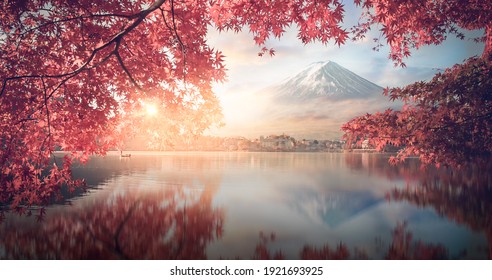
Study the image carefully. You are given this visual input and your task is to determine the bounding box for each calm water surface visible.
[1,152,491,259]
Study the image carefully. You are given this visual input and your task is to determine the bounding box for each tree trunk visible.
[483,24,492,60]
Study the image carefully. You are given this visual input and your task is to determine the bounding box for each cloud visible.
[206,14,485,139]
[374,65,438,88]
[277,112,332,122]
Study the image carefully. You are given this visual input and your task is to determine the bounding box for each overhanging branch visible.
[114,39,142,90]
[0,0,168,98]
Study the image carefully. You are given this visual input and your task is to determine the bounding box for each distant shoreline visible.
[53,150,388,156]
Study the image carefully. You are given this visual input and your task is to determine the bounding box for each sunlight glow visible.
[145,103,158,116]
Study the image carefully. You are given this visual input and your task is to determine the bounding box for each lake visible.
[1,152,490,259]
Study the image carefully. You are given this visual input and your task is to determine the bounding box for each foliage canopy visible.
[1,0,491,210]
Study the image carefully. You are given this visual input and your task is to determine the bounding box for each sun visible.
[144,103,158,116]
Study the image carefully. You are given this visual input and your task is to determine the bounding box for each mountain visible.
[291,189,383,228]
[214,61,400,139]
[272,61,384,101]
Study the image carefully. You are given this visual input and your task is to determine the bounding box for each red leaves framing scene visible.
[1,1,491,214]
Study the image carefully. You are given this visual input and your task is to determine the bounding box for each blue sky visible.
[208,2,484,93]
[205,3,485,136]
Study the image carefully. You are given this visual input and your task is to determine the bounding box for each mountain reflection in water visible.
[0,152,490,259]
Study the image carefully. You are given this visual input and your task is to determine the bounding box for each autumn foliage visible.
[343,56,492,167]
[343,0,492,166]
[1,0,491,211]
[352,0,492,66]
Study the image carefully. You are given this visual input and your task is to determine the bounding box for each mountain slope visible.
[273,61,384,101]
[215,61,400,139]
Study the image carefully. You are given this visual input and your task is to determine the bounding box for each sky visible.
[205,2,485,138]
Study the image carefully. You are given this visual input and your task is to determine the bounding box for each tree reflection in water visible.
[1,153,489,259]
[385,222,447,259]
[388,163,492,259]
[0,182,223,259]
[345,153,492,259]
[253,154,490,260]
[254,221,448,260]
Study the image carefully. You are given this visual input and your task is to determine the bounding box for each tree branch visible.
[484,24,492,59]
[113,201,139,259]
[113,39,142,90]
[171,0,187,81]
[173,199,187,259]
[355,111,492,143]
[20,13,137,36]
[0,0,168,98]
[39,77,52,157]
[159,3,187,82]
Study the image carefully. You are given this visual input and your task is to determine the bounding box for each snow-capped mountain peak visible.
[274,60,383,100]
[217,61,399,139]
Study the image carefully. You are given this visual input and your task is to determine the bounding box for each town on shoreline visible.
[123,134,381,152]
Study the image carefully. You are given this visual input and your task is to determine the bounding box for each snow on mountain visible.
[215,61,400,139]
[272,61,384,100]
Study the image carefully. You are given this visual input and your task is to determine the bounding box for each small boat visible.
[120,151,131,158]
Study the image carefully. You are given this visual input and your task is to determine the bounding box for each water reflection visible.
[0,154,224,259]
[345,154,492,258]
[0,152,490,259]
[388,163,492,259]
[253,222,448,260]
[214,153,489,259]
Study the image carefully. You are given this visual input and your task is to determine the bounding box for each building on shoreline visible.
[119,132,360,153]
[259,134,295,151]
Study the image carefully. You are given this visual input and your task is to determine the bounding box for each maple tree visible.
[0,0,349,211]
[1,0,490,212]
[343,54,492,167]
[352,0,492,66]
[344,0,492,166]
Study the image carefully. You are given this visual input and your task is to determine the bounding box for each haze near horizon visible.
[207,7,483,139]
